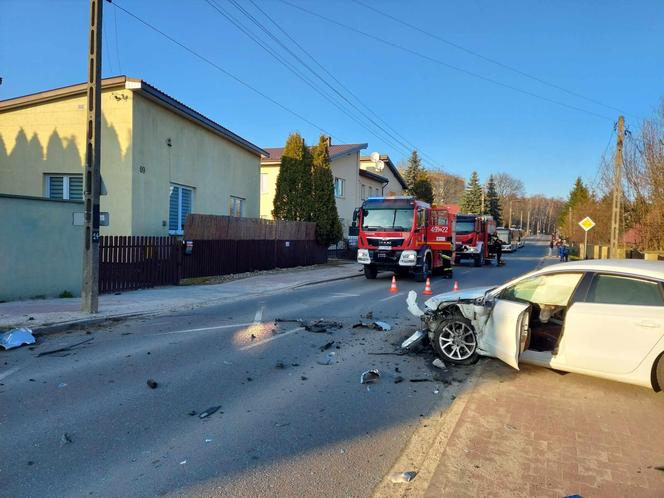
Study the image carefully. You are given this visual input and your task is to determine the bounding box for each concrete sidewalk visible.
[424,361,664,498]
[0,261,362,334]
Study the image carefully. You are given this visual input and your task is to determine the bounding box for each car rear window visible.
[586,274,664,306]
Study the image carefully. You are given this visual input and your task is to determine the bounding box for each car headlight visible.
[399,250,417,266]
[357,249,371,264]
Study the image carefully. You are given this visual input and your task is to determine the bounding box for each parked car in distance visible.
[407,259,664,391]
[496,227,516,252]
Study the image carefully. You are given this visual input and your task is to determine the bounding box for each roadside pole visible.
[609,116,625,258]
[81,0,103,313]
[579,216,595,260]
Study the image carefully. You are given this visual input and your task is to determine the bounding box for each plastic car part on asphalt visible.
[0,328,36,350]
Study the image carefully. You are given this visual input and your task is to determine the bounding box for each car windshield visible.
[497,229,511,241]
[362,208,413,231]
[455,221,475,234]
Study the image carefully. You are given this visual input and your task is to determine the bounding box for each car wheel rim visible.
[439,321,476,360]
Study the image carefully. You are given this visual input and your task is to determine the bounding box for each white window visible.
[45,174,83,201]
[260,173,269,194]
[334,177,345,198]
[229,196,245,217]
[361,184,366,200]
[169,184,193,235]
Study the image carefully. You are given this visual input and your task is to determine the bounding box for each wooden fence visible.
[184,214,316,240]
[99,236,327,293]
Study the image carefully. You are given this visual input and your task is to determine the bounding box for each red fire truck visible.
[355,197,455,281]
[453,213,496,266]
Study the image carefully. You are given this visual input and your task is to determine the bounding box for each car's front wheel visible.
[432,316,479,365]
[654,352,664,391]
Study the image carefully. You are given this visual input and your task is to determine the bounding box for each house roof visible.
[262,143,367,164]
[0,76,267,157]
[360,154,407,189]
[359,169,389,184]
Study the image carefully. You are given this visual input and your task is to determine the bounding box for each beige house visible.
[260,141,395,237]
[359,154,407,197]
[0,76,266,236]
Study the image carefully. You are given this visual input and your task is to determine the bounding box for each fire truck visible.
[453,213,496,267]
[355,197,455,281]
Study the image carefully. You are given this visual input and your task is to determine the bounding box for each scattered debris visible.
[179,460,187,465]
[275,361,286,369]
[199,406,221,419]
[433,388,440,394]
[352,321,392,331]
[360,369,381,384]
[57,383,67,388]
[205,439,213,443]
[274,422,291,428]
[223,360,233,365]
[250,334,257,340]
[188,410,197,416]
[389,471,417,483]
[300,376,308,381]
[0,328,36,350]
[395,367,401,373]
[364,311,374,320]
[401,330,426,351]
[409,378,432,383]
[320,341,335,351]
[394,376,404,384]
[291,362,300,367]
[59,433,73,447]
[275,318,342,334]
[432,358,447,370]
[37,337,93,357]
[317,352,337,365]
[146,379,158,389]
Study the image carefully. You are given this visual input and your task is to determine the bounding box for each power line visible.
[278,0,614,122]
[207,0,425,163]
[352,0,631,118]
[108,0,338,139]
[244,0,442,168]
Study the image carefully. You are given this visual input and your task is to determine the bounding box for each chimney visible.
[324,135,332,147]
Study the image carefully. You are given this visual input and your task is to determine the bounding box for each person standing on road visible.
[491,234,505,266]
[549,238,554,257]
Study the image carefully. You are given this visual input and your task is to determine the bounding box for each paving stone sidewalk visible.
[425,361,664,498]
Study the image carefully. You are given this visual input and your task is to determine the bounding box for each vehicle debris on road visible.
[0,328,36,350]
[352,321,392,331]
[401,330,426,351]
[360,369,380,384]
[320,341,335,351]
[59,433,73,447]
[432,358,447,370]
[36,337,94,357]
[394,376,404,384]
[389,471,417,483]
[146,379,158,389]
[199,406,222,419]
[275,318,342,333]
[317,352,337,365]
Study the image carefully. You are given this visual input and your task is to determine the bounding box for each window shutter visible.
[68,176,83,201]
[169,186,180,232]
[48,176,64,199]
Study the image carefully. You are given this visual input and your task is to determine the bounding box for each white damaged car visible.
[407,260,664,391]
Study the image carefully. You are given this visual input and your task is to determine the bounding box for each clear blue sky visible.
[2,0,663,197]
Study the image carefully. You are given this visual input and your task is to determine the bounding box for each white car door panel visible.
[479,299,530,370]
[560,302,664,375]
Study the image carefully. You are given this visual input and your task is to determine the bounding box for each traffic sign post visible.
[578,216,595,259]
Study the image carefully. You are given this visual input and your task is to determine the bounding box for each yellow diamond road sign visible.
[579,216,596,232]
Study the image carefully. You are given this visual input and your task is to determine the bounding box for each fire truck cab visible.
[355,197,455,281]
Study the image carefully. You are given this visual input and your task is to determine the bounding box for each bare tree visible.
[428,170,465,205]
[493,172,525,201]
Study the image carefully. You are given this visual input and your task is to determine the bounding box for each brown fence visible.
[99,236,327,293]
[184,214,316,240]
[99,236,180,293]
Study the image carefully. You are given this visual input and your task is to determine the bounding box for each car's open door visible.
[479,299,531,370]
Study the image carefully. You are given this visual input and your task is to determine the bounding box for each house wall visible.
[132,93,260,235]
[358,177,386,203]
[0,195,83,301]
[0,88,134,234]
[360,159,405,196]
[330,152,361,235]
[259,163,280,219]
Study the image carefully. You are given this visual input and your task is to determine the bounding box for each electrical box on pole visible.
[81,0,103,313]
[609,116,625,258]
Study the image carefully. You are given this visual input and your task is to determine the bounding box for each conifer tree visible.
[311,136,342,245]
[486,175,502,224]
[403,150,423,193]
[460,171,483,214]
[273,132,312,221]
[412,171,434,204]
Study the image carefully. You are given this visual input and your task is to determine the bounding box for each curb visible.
[24,270,363,337]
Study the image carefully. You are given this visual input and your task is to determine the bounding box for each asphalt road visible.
[1,239,551,498]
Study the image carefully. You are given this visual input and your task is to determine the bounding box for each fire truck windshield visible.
[362,208,413,231]
[455,221,475,234]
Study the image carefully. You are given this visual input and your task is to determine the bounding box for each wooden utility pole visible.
[609,116,625,258]
[81,0,103,313]
[508,200,513,228]
[526,207,531,234]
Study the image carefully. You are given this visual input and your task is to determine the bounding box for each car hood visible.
[423,286,495,310]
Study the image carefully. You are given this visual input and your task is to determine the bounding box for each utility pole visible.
[568,206,572,238]
[526,207,531,234]
[610,116,625,258]
[519,210,523,229]
[508,200,513,228]
[81,0,103,313]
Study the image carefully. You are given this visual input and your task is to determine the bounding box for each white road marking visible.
[239,327,304,351]
[380,292,404,302]
[0,367,20,382]
[330,293,361,298]
[156,322,254,336]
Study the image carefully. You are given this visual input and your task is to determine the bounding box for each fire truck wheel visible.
[415,255,431,282]
[363,264,378,279]
[473,252,485,267]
